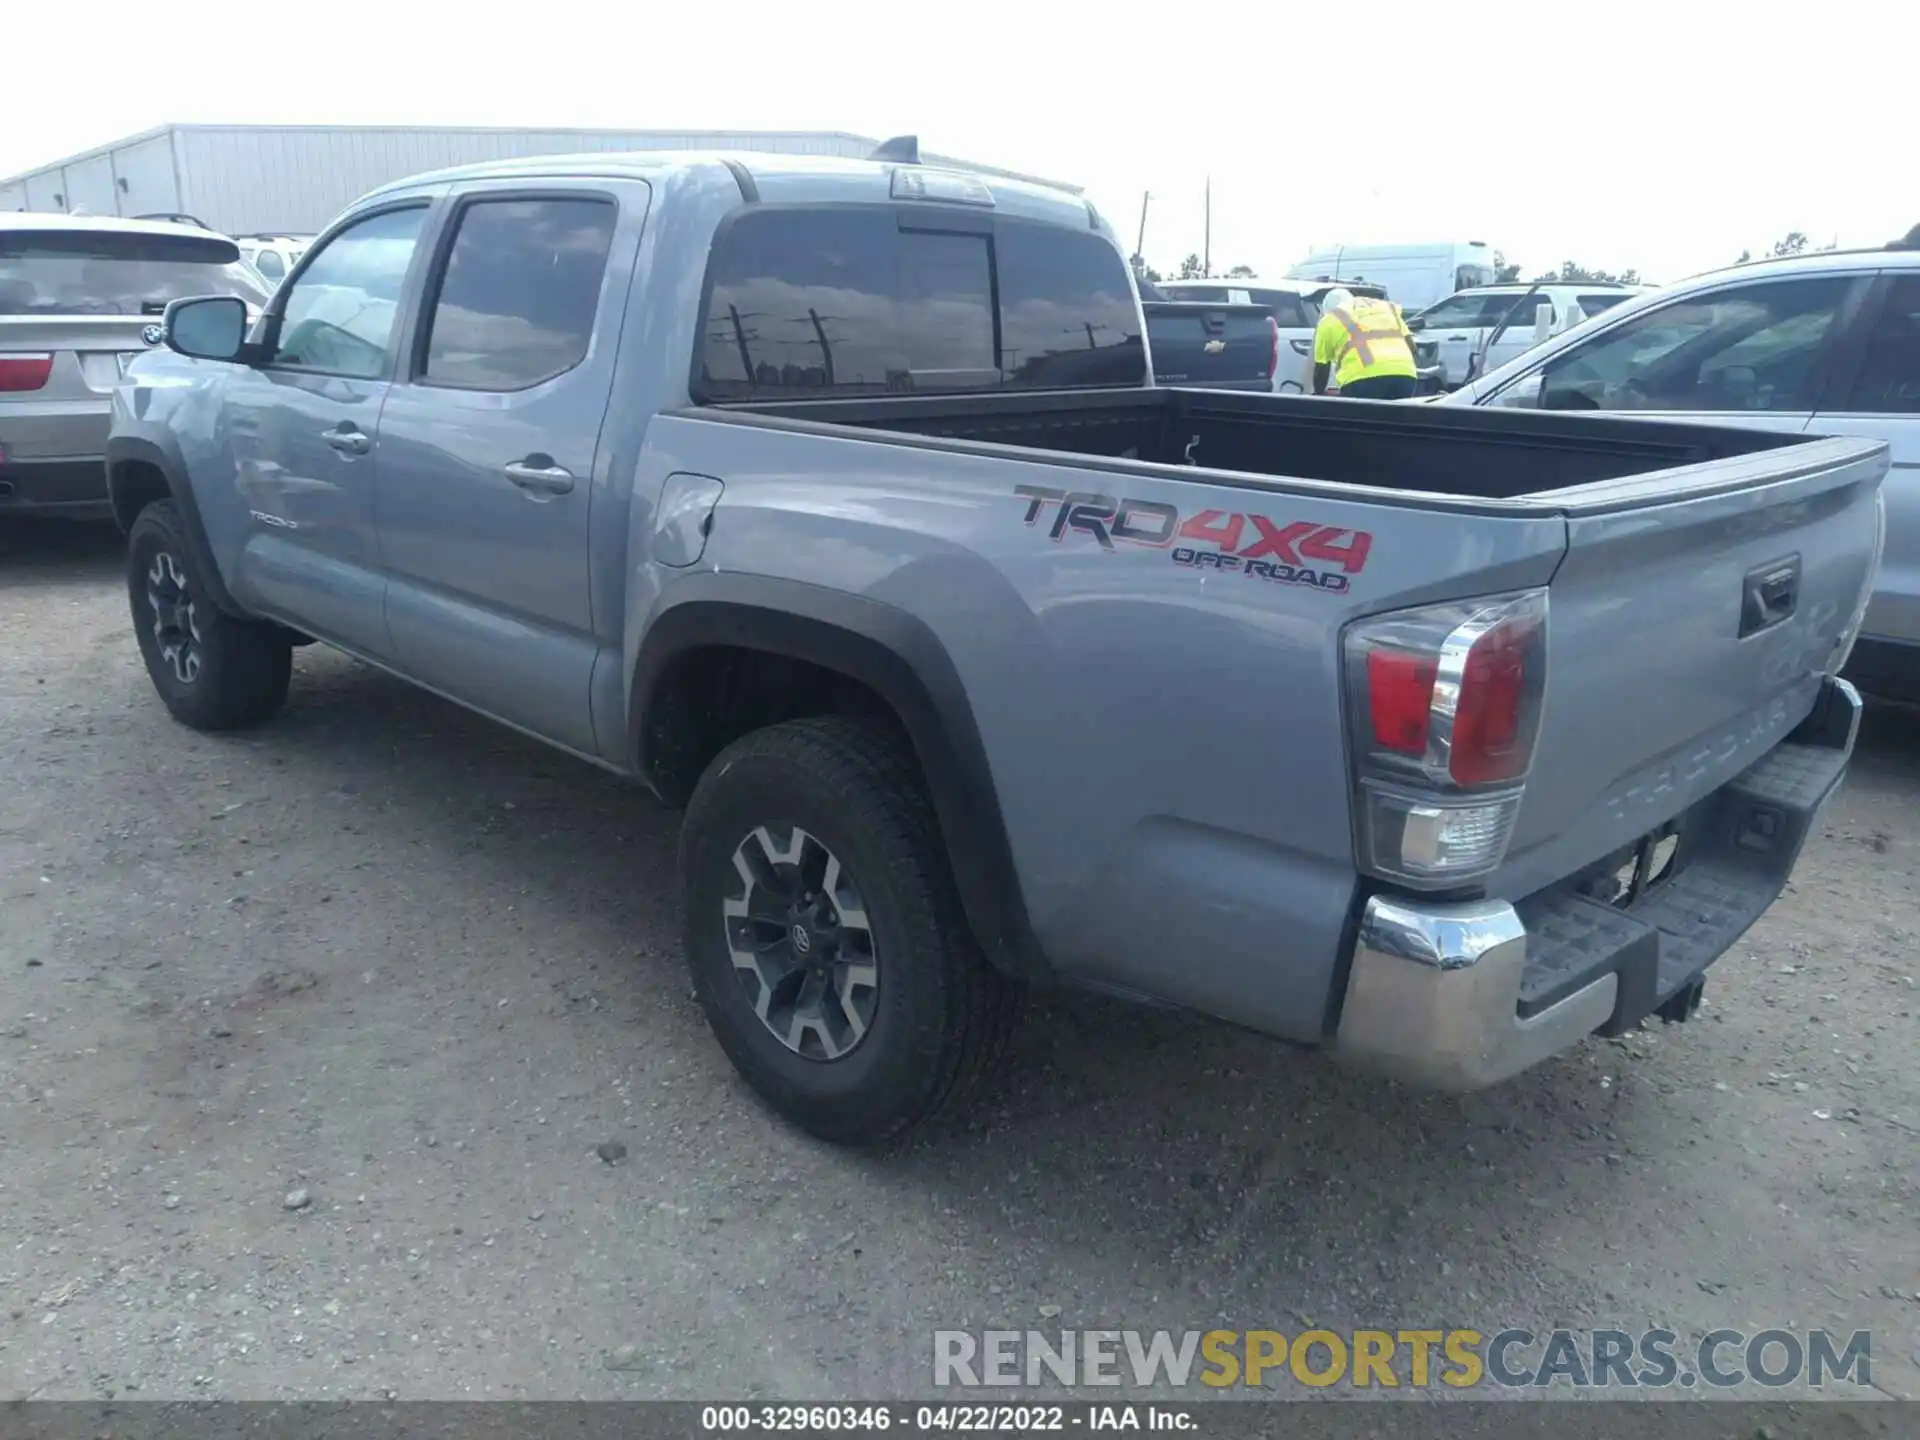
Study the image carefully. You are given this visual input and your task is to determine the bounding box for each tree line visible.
[1132,231,1840,289]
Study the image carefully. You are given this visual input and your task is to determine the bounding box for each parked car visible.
[1441,247,1919,700]
[1410,282,1651,389]
[1154,277,1442,393]
[0,214,269,518]
[108,151,1882,1147]
[1136,275,1276,391]
[235,234,310,288]
[1287,240,1499,314]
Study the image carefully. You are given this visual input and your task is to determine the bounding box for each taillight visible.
[1343,590,1548,886]
[0,353,54,392]
[1268,316,1280,381]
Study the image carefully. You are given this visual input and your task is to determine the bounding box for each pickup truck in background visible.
[108,149,1886,1147]
[1137,274,1276,390]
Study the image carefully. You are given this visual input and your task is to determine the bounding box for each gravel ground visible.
[1,520,1916,1403]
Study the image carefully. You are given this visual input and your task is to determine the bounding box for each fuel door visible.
[652,472,724,568]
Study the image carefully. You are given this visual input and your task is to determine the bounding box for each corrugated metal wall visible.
[173,127,882,234]
[2,126,1078,229]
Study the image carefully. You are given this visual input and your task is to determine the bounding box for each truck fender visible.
[104,434,247,619]
[630,581,1049,982]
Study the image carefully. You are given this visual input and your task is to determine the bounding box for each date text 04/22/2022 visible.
[698,1404,1195,1432]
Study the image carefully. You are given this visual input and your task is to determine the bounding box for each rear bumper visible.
[0,457,112,516]
[1333,676,1860,1091]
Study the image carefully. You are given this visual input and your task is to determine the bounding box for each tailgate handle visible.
[1740,555,1801,638]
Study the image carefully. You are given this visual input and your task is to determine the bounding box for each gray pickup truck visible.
[107,150,1887,1146]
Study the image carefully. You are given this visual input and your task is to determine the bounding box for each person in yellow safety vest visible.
[1310,287,1419,400]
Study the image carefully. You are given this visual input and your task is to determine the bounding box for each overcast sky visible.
[5,1,1905,285]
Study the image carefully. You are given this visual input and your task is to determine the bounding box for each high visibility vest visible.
[1313,297,1417,387]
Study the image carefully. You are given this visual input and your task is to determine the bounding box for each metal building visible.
[0,124,1079,234]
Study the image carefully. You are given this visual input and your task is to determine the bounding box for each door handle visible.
[504,459,575,495]
[324,427,371,456]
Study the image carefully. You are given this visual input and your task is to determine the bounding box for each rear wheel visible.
[126,500,292,731]
[680,716,1019,1146]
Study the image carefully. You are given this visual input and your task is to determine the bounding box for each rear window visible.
[1246,289,1312,327]
[1159,284,1233,303]
[695,207,1145,399]
[0,228,270,316]
[1575,292,1632,317]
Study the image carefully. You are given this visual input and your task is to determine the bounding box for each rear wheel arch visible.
[631,588,1048,982]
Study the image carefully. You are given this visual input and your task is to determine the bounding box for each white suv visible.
[1442,246,1920,698]
[1410,282,1650,389]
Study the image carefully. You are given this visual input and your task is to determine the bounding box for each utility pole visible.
[1135,191,1150,267]
[1203,177,1212,278]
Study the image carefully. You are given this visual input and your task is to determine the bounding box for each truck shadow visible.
[228,648,1728,1336]
[188,649,1911,1346]
[0,517,124,590]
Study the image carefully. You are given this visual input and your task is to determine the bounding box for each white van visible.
[1285,241,1497,315]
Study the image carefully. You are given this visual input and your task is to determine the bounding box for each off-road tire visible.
[680,716,1020,1146]
[127,500,292,731]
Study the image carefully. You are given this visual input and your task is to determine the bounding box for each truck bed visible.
[711,385,1803,505]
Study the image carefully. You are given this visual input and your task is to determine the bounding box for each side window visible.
[419,197,618,390]
[1839,276,1920,414]
[1493,294,1547,329]
[695,208,1143,398]
[273,207,427,378]
[1538,278,1852,413]
[254,249,285,281]
[1416,294,1497,330]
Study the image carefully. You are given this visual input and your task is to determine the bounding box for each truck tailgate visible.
[1498,436,1888,896]
[1140,301,1274,390]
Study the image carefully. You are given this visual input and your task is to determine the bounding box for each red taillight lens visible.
[1450,615,1536,785]
[1268,316,1280,381]
[1343,590,1548,886]
[1349,593,1546,787]
[0,353,54,392]
[1366,648,1438,755]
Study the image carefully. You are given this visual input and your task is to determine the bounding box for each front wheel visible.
[679,717,1019,1146]
[126,500,292,731]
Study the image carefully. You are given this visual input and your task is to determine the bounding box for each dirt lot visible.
[1,521,1916,1403]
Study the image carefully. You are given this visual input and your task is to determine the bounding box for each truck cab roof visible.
[357,150,1102,235]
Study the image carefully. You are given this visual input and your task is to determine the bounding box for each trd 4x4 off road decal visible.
[1013,485,1371,594]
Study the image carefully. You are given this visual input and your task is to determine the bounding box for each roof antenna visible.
[868,135,920,163]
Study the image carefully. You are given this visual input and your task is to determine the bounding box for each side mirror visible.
[163,295,249,362]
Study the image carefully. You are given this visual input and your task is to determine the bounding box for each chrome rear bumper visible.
[1333,676,1860,1091]
[1333,896,1617,1090]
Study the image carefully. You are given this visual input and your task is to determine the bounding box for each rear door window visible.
[419,196,618,390]
[697,208,1143,398]
[1837,275,1920,414]
[0,228,270,316]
